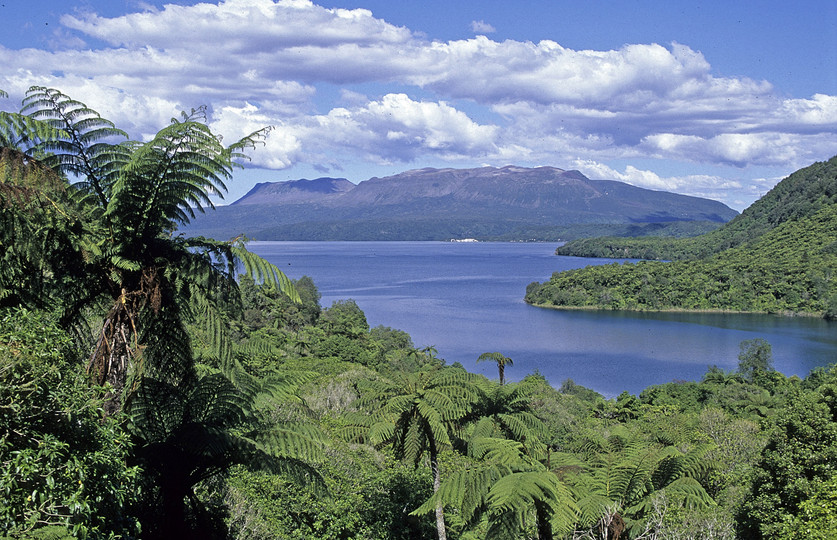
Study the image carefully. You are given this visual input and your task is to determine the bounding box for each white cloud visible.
[642,132,807,167]
[297,93,499,163]
[470,20,496,34]
[0,0,835,207]
[61,0,414,50]
[210,103,302,170]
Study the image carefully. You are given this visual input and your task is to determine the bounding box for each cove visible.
[249,241,837,397]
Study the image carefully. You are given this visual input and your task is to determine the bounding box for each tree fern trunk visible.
[429,442,447,540]
[535,500,553,540]
[89,299,135,415]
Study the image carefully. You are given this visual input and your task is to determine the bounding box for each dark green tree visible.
[128,365,324,538]
[739,386,837,539]
[736,338,774,384]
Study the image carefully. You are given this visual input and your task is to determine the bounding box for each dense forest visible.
[527,156,837,317]
[3,87,837,540]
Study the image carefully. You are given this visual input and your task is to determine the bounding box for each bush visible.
[0,309,140,538]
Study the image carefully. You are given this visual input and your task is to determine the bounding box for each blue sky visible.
[2,0,836,210]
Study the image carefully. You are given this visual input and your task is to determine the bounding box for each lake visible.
[249,241,837,397]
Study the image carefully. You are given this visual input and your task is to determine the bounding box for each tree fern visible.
[129,365,325,536]
[414,435,579,539]
[22,86,129,205]
[571,440,715,538]
[1,87,300,413]
[347,367,479,540]
[468,381,548,460]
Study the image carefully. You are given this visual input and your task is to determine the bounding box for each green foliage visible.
[467,381,548,459]
[225,447,435,540]
[776,474,837,540]
[532,156,837,318]
[351,367,479,467]
[346,366,480,539]
[739,385,837,539]
[697,407,764,509]
[1,87,298,415]
[0,309,139,538]
[736,338,775,384]
[527,203,837,317]
[128,363,325,537]
[570,440,715,538]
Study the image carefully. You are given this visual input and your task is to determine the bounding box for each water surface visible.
[250,241,837,396]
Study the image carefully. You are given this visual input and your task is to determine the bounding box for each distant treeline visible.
[252,218,722,242]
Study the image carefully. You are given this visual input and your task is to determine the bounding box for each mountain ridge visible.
[184,165,738,241]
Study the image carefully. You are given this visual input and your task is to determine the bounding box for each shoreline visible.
[526,302,824,319]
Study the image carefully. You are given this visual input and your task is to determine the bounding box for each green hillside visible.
[527,156,837,318]
[556,155,837,260]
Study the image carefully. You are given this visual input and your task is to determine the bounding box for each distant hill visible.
[557,156,837,260]
[526,155,837,318]
[232,177,355,205]
[183,165,738,241]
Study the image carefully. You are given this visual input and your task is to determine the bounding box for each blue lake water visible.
[250,241,837,397]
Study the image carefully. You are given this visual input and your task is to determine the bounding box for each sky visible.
[1,0,836,210]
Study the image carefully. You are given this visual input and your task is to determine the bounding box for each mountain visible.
[556,155,837,260]
[183,166,738,241]
[526,155,837,317]
[232,177,355,205]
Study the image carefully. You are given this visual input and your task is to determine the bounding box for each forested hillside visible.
[556,156,837,260]
[3,87,837,540]
[527,156,837,317]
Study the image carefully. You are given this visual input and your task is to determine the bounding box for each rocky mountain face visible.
[185,166,738,241]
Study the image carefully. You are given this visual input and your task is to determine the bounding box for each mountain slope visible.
[557,155,837,260]
[527,155,837,317]
[233,177,355,205]
[184,166,737,241]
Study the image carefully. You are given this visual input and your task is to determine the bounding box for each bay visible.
[250,241,837,397]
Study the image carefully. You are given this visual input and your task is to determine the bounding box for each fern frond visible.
[412,462,508,522]
[22,86,128,204]
[485,508,524,540]
[487,471,578,538]
[469,436,527,465]
[230,242,300,302]
[254,421,326,463]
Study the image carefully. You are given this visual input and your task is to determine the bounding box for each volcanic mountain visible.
[183,166,738,241]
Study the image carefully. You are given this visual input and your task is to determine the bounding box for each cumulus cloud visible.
[210,103,302,170]
[1,0,836,208]
[298,93,499,163]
